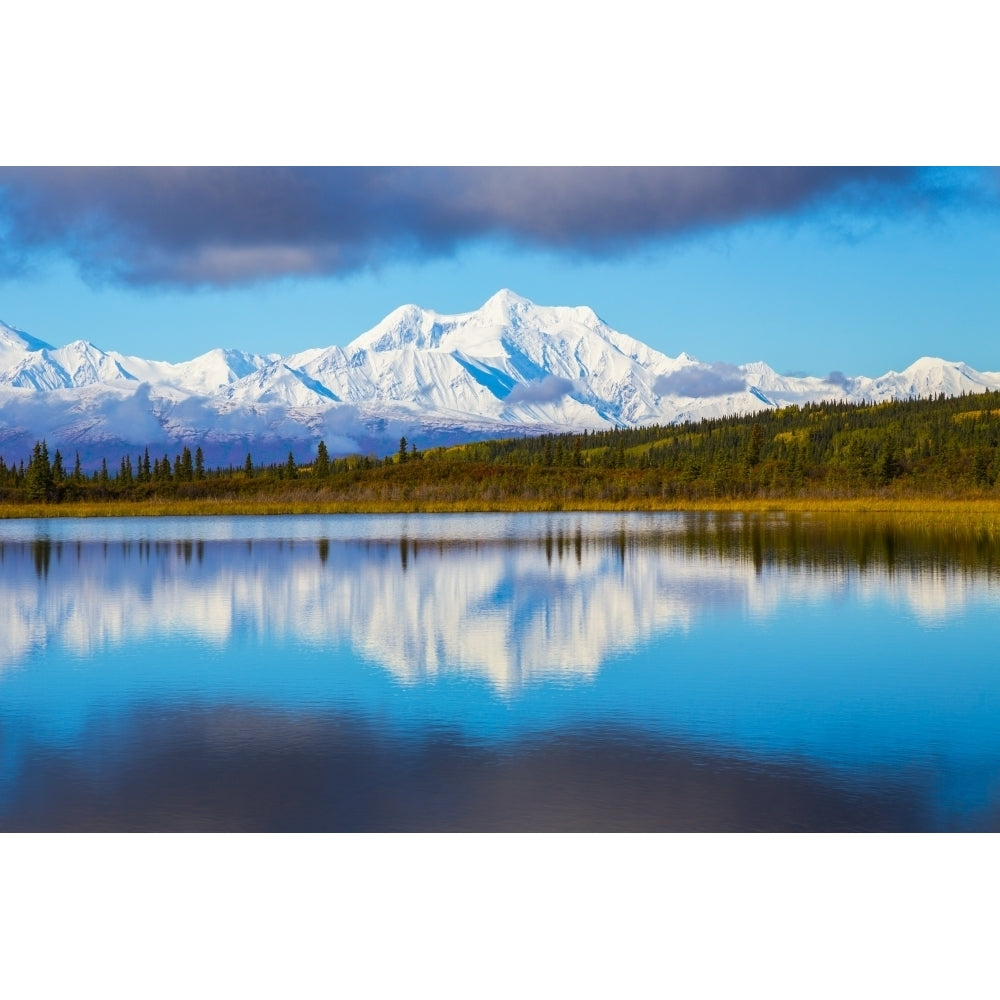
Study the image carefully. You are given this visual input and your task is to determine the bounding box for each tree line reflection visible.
[378,513,1000,577]
[5,514,1000,585]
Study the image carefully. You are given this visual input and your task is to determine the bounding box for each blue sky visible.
[0,166,997,378]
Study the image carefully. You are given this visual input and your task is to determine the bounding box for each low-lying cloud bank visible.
[824,371,854,389]
[655,362,746,398]
[506,375,576,404]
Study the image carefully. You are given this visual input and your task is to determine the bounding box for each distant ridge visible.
[1,291,998,465]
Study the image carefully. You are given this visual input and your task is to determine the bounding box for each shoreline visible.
[4,496,1000,521]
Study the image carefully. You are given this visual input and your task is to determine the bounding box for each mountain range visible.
[2,289,998,466]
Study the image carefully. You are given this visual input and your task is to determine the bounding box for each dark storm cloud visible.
[506,375,575,404]
[655,362,745,397]
[0,165,965,288]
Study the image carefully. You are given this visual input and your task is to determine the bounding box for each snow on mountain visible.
[123,347,278,396]
[0,340,139,391]
[0,323,277,397]
[2,292,999,464]
[0,318,55,371]
[261,288,682,428]
[223,359,342,407]
[866,357,1000,399]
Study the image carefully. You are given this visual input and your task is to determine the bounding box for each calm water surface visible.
[2,512,999,831]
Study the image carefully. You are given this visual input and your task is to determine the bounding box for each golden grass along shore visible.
[5,494,1000,535]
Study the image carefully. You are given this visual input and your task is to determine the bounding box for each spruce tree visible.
[25,441,53,502]
[315,440,330,478]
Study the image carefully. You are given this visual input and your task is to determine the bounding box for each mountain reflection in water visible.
[1,512,999,831]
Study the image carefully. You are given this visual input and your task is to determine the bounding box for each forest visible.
[5,390,1000,511]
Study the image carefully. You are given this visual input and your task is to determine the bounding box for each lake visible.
[2,511,999,831]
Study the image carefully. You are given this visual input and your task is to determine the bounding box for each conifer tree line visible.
[4,391,1000,505]
[2,442,301,503]
[434,391,1000,498]
[0,436,404,504]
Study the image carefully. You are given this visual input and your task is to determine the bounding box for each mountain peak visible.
[355,303,429,351]
[901,356,957,373]
[478,289,534,320]
[483,288,532,307]
[0,319,54,354]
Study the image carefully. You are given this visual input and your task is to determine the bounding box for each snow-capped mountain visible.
[0,319,54,370]
[1,290,998,466]
[237,290,678,426]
